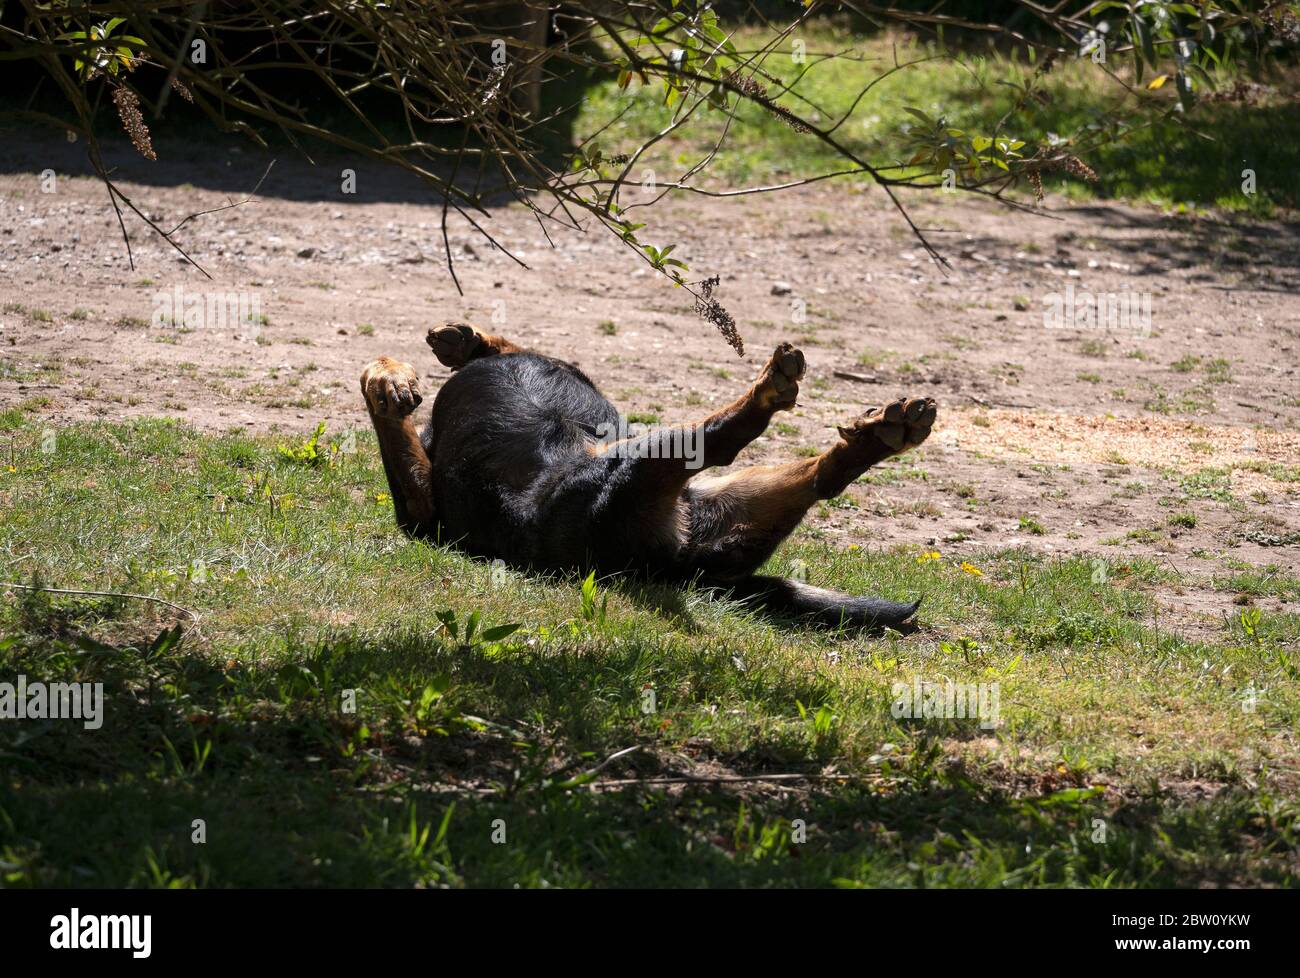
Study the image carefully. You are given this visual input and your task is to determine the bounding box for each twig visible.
[585,744,642,776]
[163,159,275,237]
[962,393,1036,410]
[586,772,869,789]
[833,370,881,384]
[0,582,200,622]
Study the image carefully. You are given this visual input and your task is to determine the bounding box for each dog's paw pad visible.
[427,322,483,370]
[838,396,937,454]
[754,342,806,411]
[361,357,422,418]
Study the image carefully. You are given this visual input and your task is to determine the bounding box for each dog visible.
[359,323,937,630]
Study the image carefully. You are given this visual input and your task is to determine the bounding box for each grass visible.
[567,26,1300,215]
[1180,467,1234,501]
[1018,516,1046,536]
[0,418,1297,888]
[1237,460,1300,484]
[1212,566,1300,602]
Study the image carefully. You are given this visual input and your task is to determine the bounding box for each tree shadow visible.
[0,20,607,211]
[1,604,1290,887]
[954,198,1300,294]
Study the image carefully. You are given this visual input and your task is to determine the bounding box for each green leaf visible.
[417,684,439,712]
[73,635,120,656]
[480,623,521,642]
[1032,786,1104,808]
[1135,14,1157,70]
[433,803,455,847]
[435,608,458,640]
[1129,15,1149,85]
[147,624,183,660]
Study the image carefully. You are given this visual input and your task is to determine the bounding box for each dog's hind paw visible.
[838,396,937,455]
[427,322,483,370]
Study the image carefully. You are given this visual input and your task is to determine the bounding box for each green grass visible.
[1179,466,1235,501]
[568,26,1298,215]
[0,418,1297,887]
[1018,516,1046,536]
[1213,565,1300,602]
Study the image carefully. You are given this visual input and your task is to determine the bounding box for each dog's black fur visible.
[363,330,937,630]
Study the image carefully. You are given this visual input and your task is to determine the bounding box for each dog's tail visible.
[716,575,922,631]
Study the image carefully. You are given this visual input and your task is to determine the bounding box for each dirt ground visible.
[2,134,1298,636]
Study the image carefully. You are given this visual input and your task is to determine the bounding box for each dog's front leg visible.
[360,356,437,538]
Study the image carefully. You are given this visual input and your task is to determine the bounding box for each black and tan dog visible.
[360,324,937,629]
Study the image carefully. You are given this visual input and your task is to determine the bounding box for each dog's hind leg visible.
[360,356,437,538]
[427,322,523,371]
[673,396,937,630]
[584,344,807,562]
[685,395,938,580]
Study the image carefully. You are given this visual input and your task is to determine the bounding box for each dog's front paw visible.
[360,356,422,419]
[838,396,937,455]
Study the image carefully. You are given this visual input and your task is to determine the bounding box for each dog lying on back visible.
[359,323,937,630]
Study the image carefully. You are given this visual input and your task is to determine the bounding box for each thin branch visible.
[0,582,201,623]
[163,159,275,237]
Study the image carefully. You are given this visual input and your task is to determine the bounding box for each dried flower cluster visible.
[1027,167,1045,204]
[693,276,744,356]
[112,85,156,160]
[723,70,810,133]
[1059,154,1098,183]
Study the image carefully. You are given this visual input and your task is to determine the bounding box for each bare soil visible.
[2,134,1298,637]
